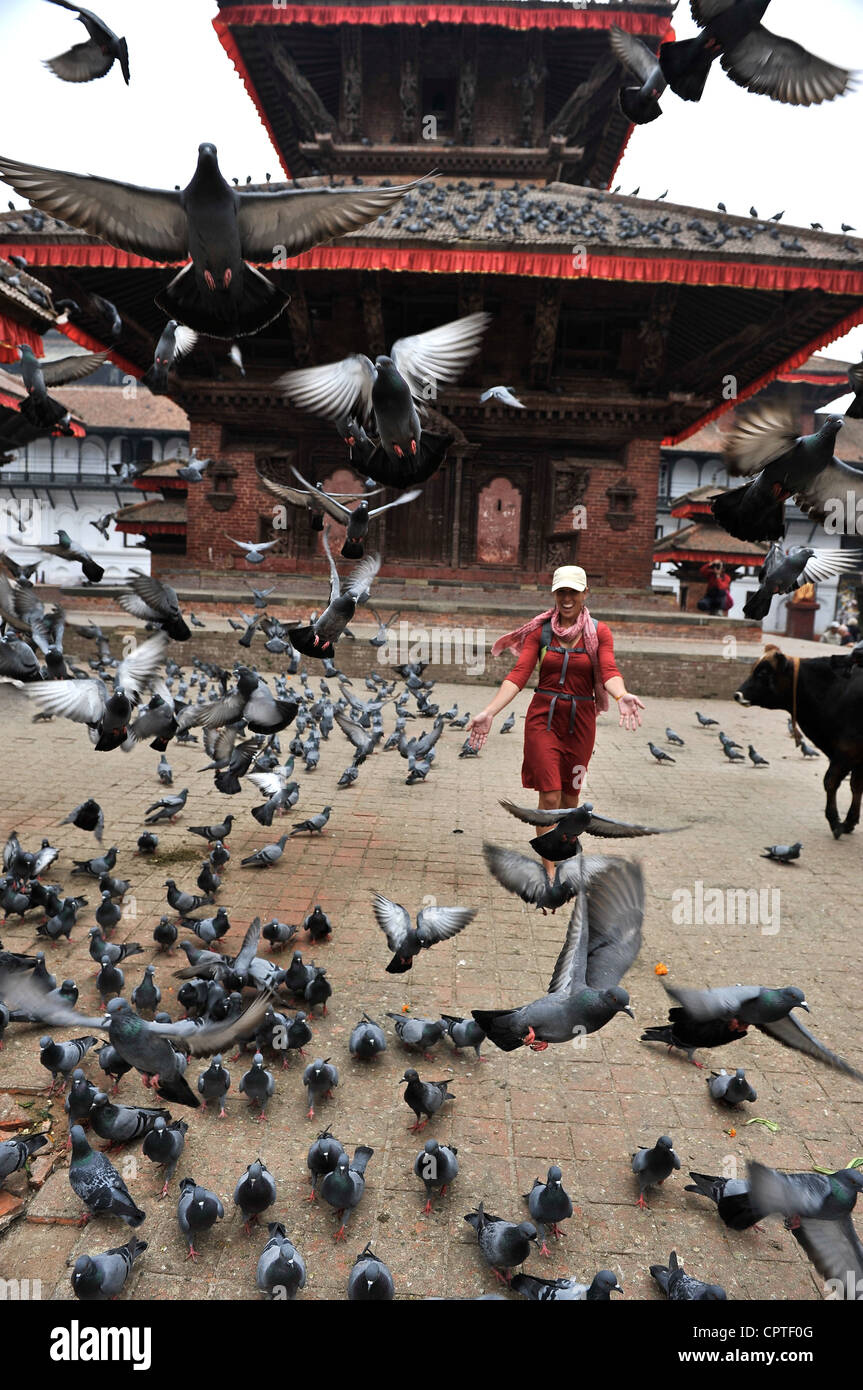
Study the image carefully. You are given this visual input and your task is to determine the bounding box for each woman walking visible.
[467,566,644,872]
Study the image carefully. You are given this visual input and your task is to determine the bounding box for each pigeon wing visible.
[0,969,107,1030]
[747,1162,832,1219]
[799,548,863,584]
[483,842,552,905]
[721,28,853,106]
[792,1216,863,1284]
[236,180,428,262]
[149,990,274,1055]
[232,917,263,976]
[390,312,492,400]
[372,894,413,953]
[498,798,574,827]
[257,476,321,510]
[664,983,763,1022]
[114,632,169,701]
[177,689,246,731]
[125,572,179,619]
[547,876,591,994]
[0,156,187,260]
[792,458,863,527]
[584,811,681,839]
[757,1013,863,1081]
[44,37,116,84]
[344,552,382,603]
[334,709,372,754]
[368,487,423,518]
[416,905,477,943]
[276,357,374,426]
[609,24,661,83]
[722,400,800,477]
[40,351,110,387]
[584,859,645,989]
[24,677,107,725]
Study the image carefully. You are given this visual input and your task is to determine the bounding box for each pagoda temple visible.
[3,0,863,590]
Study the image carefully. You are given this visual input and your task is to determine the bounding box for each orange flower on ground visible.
[655,962,669,976]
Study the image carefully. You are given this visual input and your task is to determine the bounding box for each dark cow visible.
[736,645,863,838]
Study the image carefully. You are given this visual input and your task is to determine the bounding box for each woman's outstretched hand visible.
[617,693,645,732]
[466,710,493,750]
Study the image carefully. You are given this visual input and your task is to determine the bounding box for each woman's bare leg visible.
[538,789,562,879]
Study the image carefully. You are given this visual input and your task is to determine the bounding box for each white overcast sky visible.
[1,0,861,381]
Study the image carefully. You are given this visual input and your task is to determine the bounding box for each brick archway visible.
[476,476,522,565]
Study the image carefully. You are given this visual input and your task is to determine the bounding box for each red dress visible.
[504,621,622,793]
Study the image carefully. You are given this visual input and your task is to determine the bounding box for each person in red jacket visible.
[697,560,733,614]
[467,566,644,875]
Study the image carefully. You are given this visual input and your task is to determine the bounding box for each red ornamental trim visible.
[59,320,143,380]
[654,546,764,566]
[0,313,44,362]
[114,520,186,535]
[214,6,671,34]
[662,303,863,446]
[4,237,863,297]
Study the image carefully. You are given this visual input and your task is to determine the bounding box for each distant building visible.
[655,357,861,633]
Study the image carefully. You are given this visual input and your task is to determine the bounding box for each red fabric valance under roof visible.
[0,314,45,363]
[214,6,670,34]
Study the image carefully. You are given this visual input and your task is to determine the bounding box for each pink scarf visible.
[492,605,609,712]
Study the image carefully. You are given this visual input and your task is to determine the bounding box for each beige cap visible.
[551,565,588,593]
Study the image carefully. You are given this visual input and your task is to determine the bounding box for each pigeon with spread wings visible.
[276,312,490,465]
[0,145,426,337]
[20,631,169,751]
[664,983,863,1082]
[43,0,130,85]
[499,797,681,862]
[608,23,668,124]
[263,466,420,559]
[372,894,477,974]
[472,858,643,1051]
[286,527,380,659]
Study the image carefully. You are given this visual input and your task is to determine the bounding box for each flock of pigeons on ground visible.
[0,0,861,1302]
[0,555,862,1299]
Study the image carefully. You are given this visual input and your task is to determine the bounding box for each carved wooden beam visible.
[530,284,561,388]
[456,29,478,146]
[271,42,342,141]
[634,285,680,391]
[673,291,824,393]
[340,28,363,141]
[544,57,617,142]
[515,32,547,147]
[360,273,386,357]
[399,30,420,142]
[283,274,312,367]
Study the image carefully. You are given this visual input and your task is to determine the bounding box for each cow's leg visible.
[824,760,848,839]
[841,766,863,835]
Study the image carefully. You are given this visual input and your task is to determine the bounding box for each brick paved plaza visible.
[0,676,860,1301]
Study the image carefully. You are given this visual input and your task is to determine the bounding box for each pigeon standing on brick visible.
[762,842,802,863]
[524,1166,573,1255]
[68,1125,146,1227]
[306,1127,345,1201]
[65,1069,97,1129]
[632,1135,680,1210]
[0,1132,49,1185]
[197,1055,230,1117]
[414,1138,458,1213]
[233,1159,277,1233]
[648,742,675,764]
[465,1202,537,1284]
[402,1068,455,1132]
[291,807,332,837]
[241,835,288,868]
[177,1178,223,1260]
[90,1092,170,1149]
[349,1013,387,1060]
[434,1014,485,1063]
[40,1034,97,1093]
[684,1171,761,1231]
[239,1052,274,1122]
[347,1242,394,1300]
[320,1145,374,1240]
[71,1237,147,1302]
[387,1013,446,1058]
[144,789,188,825]
[303,905,332,944]
[650,1250,726,1301]
[708,1068,757,1107]
[303,1056,338,1120]
[257,1224,306,1299]
[131,966,160,1016]
[142,1116,188,1197]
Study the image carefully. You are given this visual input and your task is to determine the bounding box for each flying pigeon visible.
[372,893,476,973]
[43,0,130,85]
[743,544,863,619]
